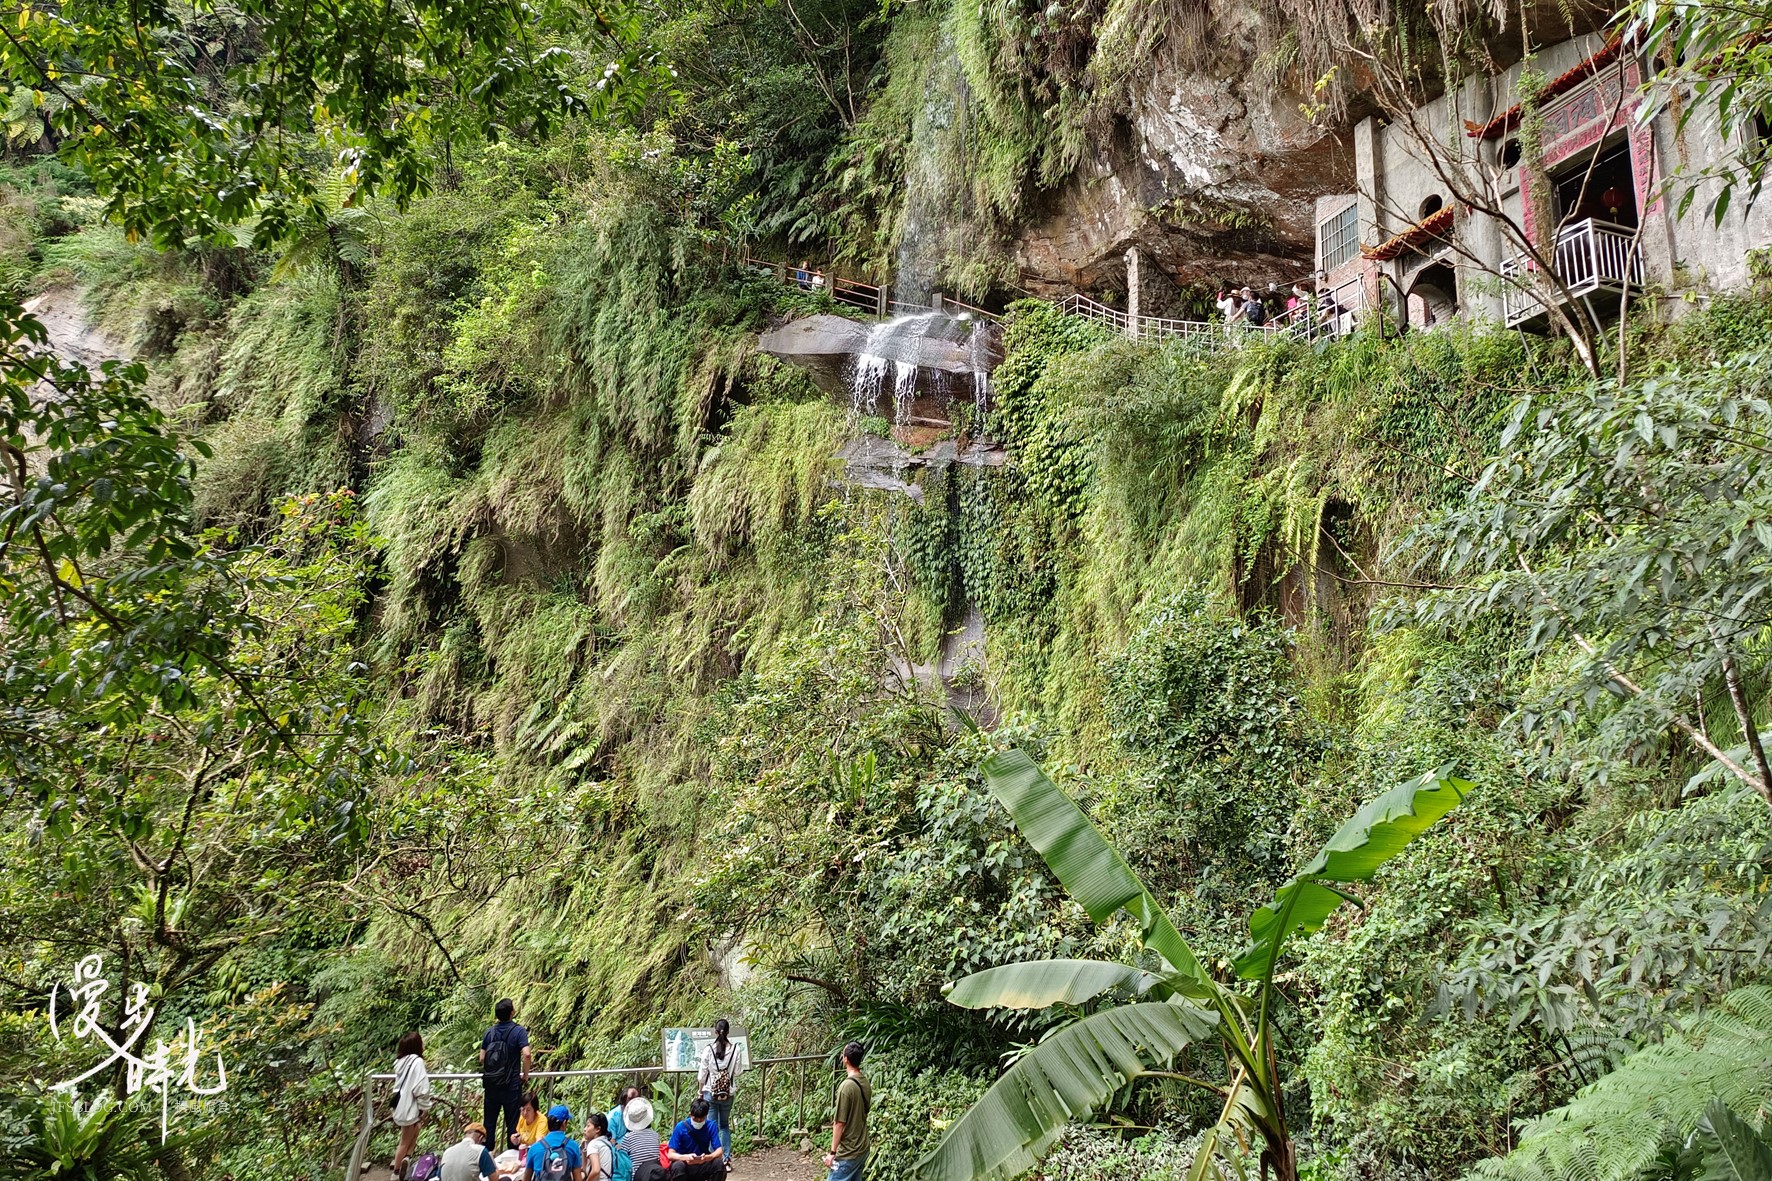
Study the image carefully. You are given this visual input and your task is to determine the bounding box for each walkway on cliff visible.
[742,254,1365,348]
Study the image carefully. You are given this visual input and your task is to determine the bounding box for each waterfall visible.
[851,353,889,418]
[814,311,997,443]
[895,26,965,307]
[967,321,990,418]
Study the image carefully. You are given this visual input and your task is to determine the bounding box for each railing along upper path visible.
[744,255,1364,349]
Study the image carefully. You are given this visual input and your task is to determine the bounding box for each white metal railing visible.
[344,1055,831,1180]
[1501,217,1642,327]
[1058,291,1133,332]
[1308,275,1368,339]
[744,253,1366,346]
[1057,289,1366,348]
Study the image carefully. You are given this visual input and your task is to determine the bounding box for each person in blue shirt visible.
[523,1105,585,1181]
[606,1086,641,1145]
[664,1098,724,1179]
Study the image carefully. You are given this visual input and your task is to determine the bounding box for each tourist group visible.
[1214,277,1347,335]
[385,1002,874,1181]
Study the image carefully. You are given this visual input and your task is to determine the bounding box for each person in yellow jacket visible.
[512,1090,547,1150]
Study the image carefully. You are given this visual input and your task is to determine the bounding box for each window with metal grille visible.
[1318,204,1360,272]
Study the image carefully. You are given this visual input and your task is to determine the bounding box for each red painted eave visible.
[1464,39,1627,140]
[1362,205,1456,261]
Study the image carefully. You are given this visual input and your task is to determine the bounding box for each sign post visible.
[661,1026,752,1074]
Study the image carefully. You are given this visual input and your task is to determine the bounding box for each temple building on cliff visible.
[1315,32,1772,331]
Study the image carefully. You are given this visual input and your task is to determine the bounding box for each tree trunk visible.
[1265,1136,1299,1181]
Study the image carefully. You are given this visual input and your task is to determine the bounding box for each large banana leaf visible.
[1696,1101,1772,1181]
[1233,767,1473,979]
[946,958,1164,1009]
[915,1000,1218,1181]
[983,749,1211,995]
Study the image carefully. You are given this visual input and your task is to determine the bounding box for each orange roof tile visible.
[1464,40,1626,140]
[1362,205,1456,261]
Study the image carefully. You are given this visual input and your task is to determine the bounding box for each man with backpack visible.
[522,1105,584,1181]
[1241,286,1268,328]
[821,1042,871,1181]
[481,999,534,1154]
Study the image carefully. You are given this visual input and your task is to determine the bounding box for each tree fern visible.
[1473,987,1772,1181]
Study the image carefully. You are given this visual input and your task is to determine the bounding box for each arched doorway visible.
[1407,260,1458,329]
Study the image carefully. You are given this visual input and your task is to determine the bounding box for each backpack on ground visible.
[540,1141,573,1181]
[482,1027,518,1088]
[405,1153,440,1181]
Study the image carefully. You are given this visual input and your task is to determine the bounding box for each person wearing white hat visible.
[618,1097,662,1181]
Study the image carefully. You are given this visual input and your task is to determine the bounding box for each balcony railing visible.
[1501,217,1643,328]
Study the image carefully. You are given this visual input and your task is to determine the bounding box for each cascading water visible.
[967,322,990,418]
[851,353,889,418]
[840,310,997,435]
[894,27,966,308]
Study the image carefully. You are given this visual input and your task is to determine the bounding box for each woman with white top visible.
[391,1030,434,1178]
[696,1019,742,1171]
[581,1111,614,1181]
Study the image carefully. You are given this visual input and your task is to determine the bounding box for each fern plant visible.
[0,1090,204,1181]
[1473,987,1772,1181]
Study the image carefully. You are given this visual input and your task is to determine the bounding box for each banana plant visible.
[915,749,1473,1181]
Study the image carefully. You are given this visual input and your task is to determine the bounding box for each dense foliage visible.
[6,0,1772,1178]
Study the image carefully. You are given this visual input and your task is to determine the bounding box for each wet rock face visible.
[757,315,874,393]
[1015,54,1354,292]
[759,312,1003,392]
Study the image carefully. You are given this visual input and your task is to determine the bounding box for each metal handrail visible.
[346,1055,831,1180]
[1501,217,1641,325]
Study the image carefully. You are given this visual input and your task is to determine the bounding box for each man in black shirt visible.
[480,998,534,1153]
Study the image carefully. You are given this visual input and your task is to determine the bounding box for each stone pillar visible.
[1125,247,1141,341]
[1355,117,1386,248]
[931,291,945,313]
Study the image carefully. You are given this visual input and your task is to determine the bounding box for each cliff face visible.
[1014,42,1354,297]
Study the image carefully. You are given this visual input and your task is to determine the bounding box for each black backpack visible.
[482,1025,519,1088]
[1245,298,1267,326]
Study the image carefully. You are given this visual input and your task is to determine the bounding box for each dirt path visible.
[731,1145,825,1180]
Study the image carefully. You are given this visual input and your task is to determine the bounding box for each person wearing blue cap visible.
[522,1104,584,1181]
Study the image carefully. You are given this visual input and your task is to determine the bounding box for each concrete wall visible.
[1659,103,1772,293]
[1335,33,1772,328]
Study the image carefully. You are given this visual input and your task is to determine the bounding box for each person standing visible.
[664,1098,725,1179]
[392,1031,434,1178]
[821,1041,871,1181]
[1315,271,1340,336]
[442,1121,498,1181]
[696,1020,741,1166]
[482,998,534,1154]
[1242,286,1267,328]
